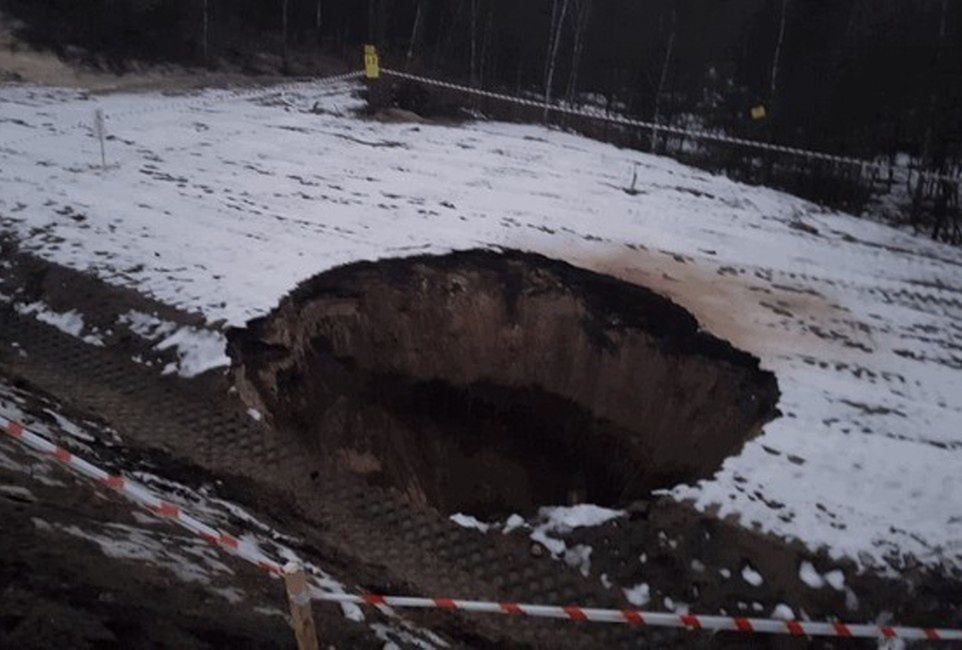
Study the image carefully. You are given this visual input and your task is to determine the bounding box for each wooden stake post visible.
[284,563,319,650]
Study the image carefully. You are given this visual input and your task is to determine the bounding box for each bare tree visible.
[315,0,322,43]
[543,0,571,119]
[435,0,464,69]
[651,6,676,152]
[282,0,290,67]
[202,0,209,66]
[912,0,951,236]
[368,0,376,43]
[479,8,493,87]
[542,0,559,91]
[469,0,480,86]
[565,0,592,105]
[406,0,424,64]
[769,0,789,108]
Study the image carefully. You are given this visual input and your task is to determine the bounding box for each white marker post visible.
[93,108,107,169]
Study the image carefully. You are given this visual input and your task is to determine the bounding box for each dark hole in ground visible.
[227,249,780,518]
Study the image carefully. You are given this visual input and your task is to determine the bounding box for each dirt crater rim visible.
[228,249,780,518]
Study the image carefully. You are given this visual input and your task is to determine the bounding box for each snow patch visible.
[17,301,84,336]
[825,569,846,591]
[537,504,625,531]
[118,310,229,377]
[0,484,36,502]
[741,563,764,587]
[15,301,104,346]
[118,310,178,339]
[563,543,593,577]
[798,561,825,588]
[449,512,491,533]
[501,513,526,534]
[511,505,625,578]
[529,527,567,556]
[154,325,229,377]
[370,622,443,650]
[623,582,651,607]
[38,519,236,587]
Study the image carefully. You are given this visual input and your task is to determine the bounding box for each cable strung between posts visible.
[379,68,962,187]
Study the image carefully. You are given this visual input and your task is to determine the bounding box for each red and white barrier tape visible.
[3,415,960,642]
[380,68,962,186]
[0,413,286,579]
[314,594,962,641]
[309,592,962,642]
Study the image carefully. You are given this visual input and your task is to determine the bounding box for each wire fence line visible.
[379,68,962,187]
[3,66,957,188]
[1,65,957,242]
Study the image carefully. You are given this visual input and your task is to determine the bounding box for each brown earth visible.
[227,250,780,518]
[566,247,850,358]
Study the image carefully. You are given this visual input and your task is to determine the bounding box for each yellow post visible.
[284,563,319,650]
[364,44,380,80]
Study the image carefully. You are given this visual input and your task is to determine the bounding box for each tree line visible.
[3,0,961,241]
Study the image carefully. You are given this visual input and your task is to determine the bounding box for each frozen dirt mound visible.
[228,250,779,518]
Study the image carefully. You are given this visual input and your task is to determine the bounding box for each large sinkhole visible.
[227,250,779,519]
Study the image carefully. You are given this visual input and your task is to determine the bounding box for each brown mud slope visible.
[229,250,779,518]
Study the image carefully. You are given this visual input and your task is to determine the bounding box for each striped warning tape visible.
[4,65,957,188]
[0,413,286,579]
[2,415,960,642]
[379,68,962,186]
[311,593,962,642]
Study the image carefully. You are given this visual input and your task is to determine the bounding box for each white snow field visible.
[1,79,960,576]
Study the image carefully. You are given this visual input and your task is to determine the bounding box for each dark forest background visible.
[3,0,961,241]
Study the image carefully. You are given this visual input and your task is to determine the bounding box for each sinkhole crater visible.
[228,250,779,519]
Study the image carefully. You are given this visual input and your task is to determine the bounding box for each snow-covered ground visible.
[1,79,961,577]
[118,309,230,377]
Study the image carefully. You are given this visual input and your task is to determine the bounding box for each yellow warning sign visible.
[750,104,767,120]
[364,44,380,80]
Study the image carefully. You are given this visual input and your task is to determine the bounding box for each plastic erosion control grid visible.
[2,414,961,642]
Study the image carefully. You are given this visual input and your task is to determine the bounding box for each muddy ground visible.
[0,378,388,650]
[0,446,295,649]
[1,243,960,648]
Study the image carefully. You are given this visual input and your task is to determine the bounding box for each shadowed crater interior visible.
[228,250,779,518]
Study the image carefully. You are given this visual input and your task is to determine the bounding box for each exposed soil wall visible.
[228,250,779,517]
